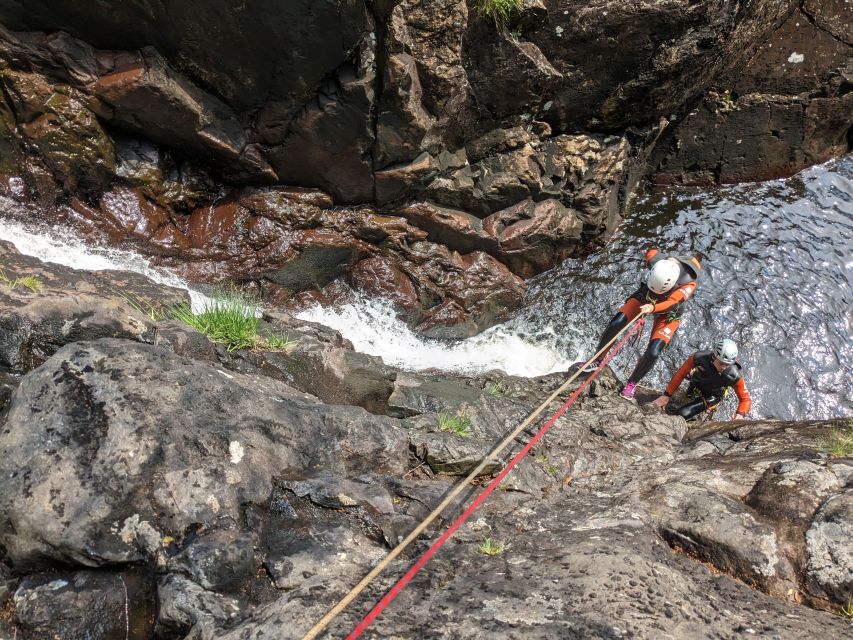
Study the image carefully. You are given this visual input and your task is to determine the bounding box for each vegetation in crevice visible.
[476,0,523,27]
[438,410,473,437]
[0,269,44,292]
[121,289,296,353]
[477,536,506,556]
[817,418,853,458]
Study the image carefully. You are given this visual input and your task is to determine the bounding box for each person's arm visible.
[663,354,695,397]
[650,282,696,314]
[645,249,660,265]
[732,378,752,420]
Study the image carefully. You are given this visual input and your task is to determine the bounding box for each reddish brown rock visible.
[99,187,171,241]
[350,256,420,315]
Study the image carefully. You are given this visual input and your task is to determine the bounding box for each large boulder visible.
[0,338,408,568]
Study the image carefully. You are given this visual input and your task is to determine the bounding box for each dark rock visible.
[92,48,276,183]
[156,574,242,640]
[267,34,376,204]
[0,561,13,604]
[464,21,563,120]
[651,5,852,184]
[167,530,256,594]
[0,338,408,569]
[3,0,371,114]
[0,68,116,193]
[12,570,154,640]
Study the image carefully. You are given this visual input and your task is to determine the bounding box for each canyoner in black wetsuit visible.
[652,338,752,422]
[579,249,702,399]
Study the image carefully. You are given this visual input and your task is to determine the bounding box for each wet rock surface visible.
[651,0,852,184]
[0,247,851,639]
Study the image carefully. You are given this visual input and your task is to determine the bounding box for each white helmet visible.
[713,338,738,364]
[647,258,680,294]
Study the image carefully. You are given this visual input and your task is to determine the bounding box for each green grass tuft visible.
[535,453,560,478]
[0,269,44,292]
[14,275,43,292]
[817,419,853,458]
[170,289,260,352]
[476,0,523,26]
[840,597,853,618]
[438,411,473,437]
[477,537,505,556]
[261,333,296,351]
[120,293,166,321]
[486,380,507,398]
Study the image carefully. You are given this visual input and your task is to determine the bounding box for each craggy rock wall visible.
[0,1,850,335]
[652,0,853,183]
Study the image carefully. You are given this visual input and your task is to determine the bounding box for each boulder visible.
[12,570,154,640]
[806,491,853,604]
[156,574,242,640]
[0,68,115,194]
[0,339,408,568]
[0,240,186,374]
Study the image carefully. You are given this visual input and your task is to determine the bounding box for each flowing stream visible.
[1,157,850,421]
[299,157,853,421]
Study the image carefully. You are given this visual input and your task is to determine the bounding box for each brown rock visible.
[99,187,172,241]
[415,299,477,340]
[350,256,420,315]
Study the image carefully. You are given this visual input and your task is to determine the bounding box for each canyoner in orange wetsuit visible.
[582,249,702,398]
[652,338,752,421]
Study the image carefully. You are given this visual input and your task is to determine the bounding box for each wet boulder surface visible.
[0,248,851,639]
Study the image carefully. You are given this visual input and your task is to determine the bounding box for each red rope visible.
[346,319,645,639]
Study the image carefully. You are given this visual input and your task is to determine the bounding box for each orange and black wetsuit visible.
[594,249,701,385]
[663,350,752,421]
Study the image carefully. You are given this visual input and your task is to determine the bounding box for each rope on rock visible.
[301,313,648,640]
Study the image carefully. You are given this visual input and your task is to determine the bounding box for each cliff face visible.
[0,1,850,335]
[0,243,851,639]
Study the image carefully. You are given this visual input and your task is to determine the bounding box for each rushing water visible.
[1,158,850,420]
[301,157,853,421]
[0,203,215,312]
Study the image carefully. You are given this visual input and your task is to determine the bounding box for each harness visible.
[687,351,742,408]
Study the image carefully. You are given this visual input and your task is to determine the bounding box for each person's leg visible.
[626,317,680,385]
[674,398,707,422]
[595,297,642,355]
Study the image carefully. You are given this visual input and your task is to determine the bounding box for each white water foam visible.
[0,199,213,312]
[296,295,576,377]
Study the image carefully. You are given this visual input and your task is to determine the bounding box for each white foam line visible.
[296,295,576,377]
[0,200,212,312]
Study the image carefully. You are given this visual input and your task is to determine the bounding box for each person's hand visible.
[640,304,655,315]
[733,413,745,421]
[652,395,669,409]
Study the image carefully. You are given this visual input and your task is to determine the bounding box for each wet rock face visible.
[0,3,849,337]
[652,1,852,184]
